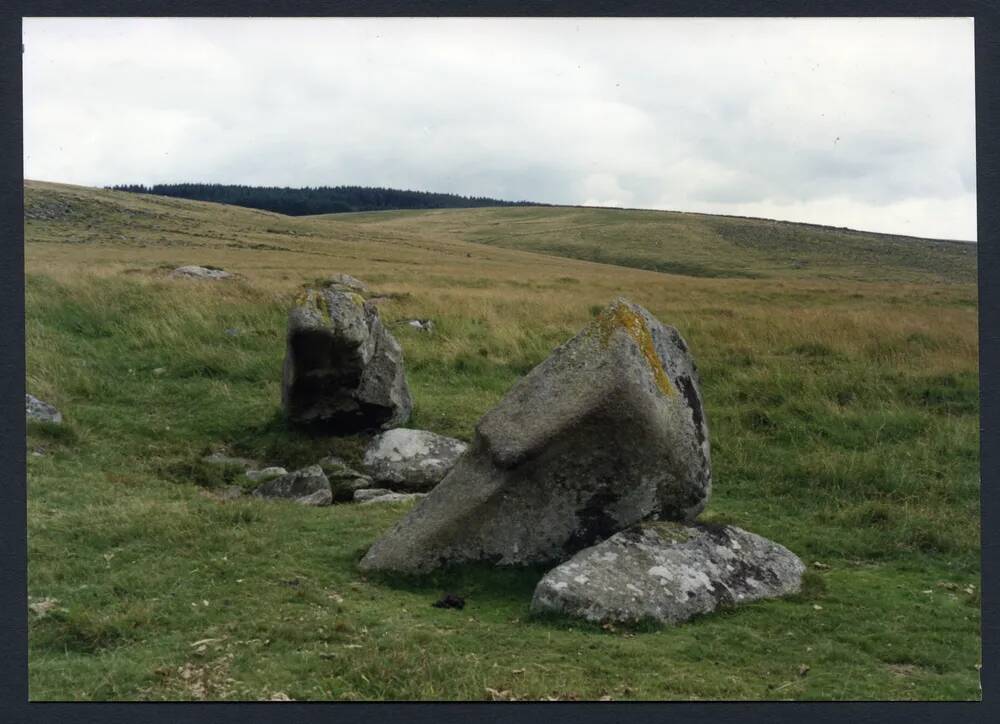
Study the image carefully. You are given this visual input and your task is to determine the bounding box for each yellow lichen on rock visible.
[591,300,676,397]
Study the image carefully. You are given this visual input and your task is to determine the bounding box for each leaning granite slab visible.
[170,265,232,280]
[355,489,427,505]
[363,428,469,491]
[251,465,332,506]
[26,394,62,424]
[281,283,412,432]
[359,297,711,574]
[317,455,374,502]
[530,521,805,626]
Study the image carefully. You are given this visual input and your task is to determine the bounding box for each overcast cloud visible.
[23,17,976,240]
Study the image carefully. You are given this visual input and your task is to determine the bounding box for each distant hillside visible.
[106,183,543,216]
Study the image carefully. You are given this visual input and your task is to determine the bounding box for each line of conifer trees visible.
[107,183,542,216]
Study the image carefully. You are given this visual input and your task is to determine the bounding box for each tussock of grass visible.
[24,182,980,700]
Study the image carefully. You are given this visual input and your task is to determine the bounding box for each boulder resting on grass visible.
[317,455,374,502]
[170,265,232,280]
[530,521,804,625]
[281,284,412,432]
[363,428,468,491]
[252,465,332,506]
[26,394,62,424]
[359,297,711,574]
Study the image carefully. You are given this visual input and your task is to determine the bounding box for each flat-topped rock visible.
[359,297,711,574]
[363,429,468,491]
[530,522,805,626]
[170,265,232,280]
[355,489,427,505]
[282,285,412,432]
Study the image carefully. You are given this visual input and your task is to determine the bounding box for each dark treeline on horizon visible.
[106,183,544,216]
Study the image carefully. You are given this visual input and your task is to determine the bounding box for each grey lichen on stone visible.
[355,489,427,505]
[245,466,288,483]
[362,428,468,492]
[358,297,711,575]
[530,522,805,626]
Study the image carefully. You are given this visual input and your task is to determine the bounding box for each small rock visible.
[26,394,62,424]
[202,452,258,471]
[170,265,232,280]
[405,319,435,332]
[432,593,465,610]
[530,521,804,626]
[152,367,167,376]
[224,327,241,337]
[355,489,426,505]
[353,488,396,502]
[245,467,288,483]
[252,465,332,506]
[363,428,468,491]
[317,456,373,501]
[214,486,244,501]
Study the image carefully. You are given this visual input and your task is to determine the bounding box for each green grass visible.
[25,182,980,700]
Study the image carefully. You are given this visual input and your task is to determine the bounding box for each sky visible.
[22,17,977,241]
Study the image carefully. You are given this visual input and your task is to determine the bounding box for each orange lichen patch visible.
[591,300,676,397]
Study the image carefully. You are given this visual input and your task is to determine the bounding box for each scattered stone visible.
[530,521,804,626]
[224,327,241,337]
[432,593,465,610]
[251,465,332,506]
[363,428,469,491]
[26,394,62,424]
[28,597,62,618]
[359,297,711,574]
[170,265,232,280]
[405,319,435,333]
[353,488,397,502]
[245,467,288,483]
[152,367,167,376]
[355,490,426,505]
[202,452,258,471]
[281,284,412,432]
[317,456,373,502]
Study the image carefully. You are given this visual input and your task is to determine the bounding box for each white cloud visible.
[23,17,976,240]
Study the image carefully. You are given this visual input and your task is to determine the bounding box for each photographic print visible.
[22,16,980,701]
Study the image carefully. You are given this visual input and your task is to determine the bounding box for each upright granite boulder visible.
[359,297,711,574]
[282,282,412,432]
[530,521,805,625]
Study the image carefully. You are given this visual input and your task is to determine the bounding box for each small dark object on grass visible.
[432,593,465,610]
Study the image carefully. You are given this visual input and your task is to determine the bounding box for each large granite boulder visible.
[363,429,469,491]
[251,465,332,506]
[26,394,62,424]
[281,284,412,432]
[359,297,711,574]
[530,521,805,626]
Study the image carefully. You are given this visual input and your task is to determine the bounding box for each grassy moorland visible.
[24,181,980,700]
